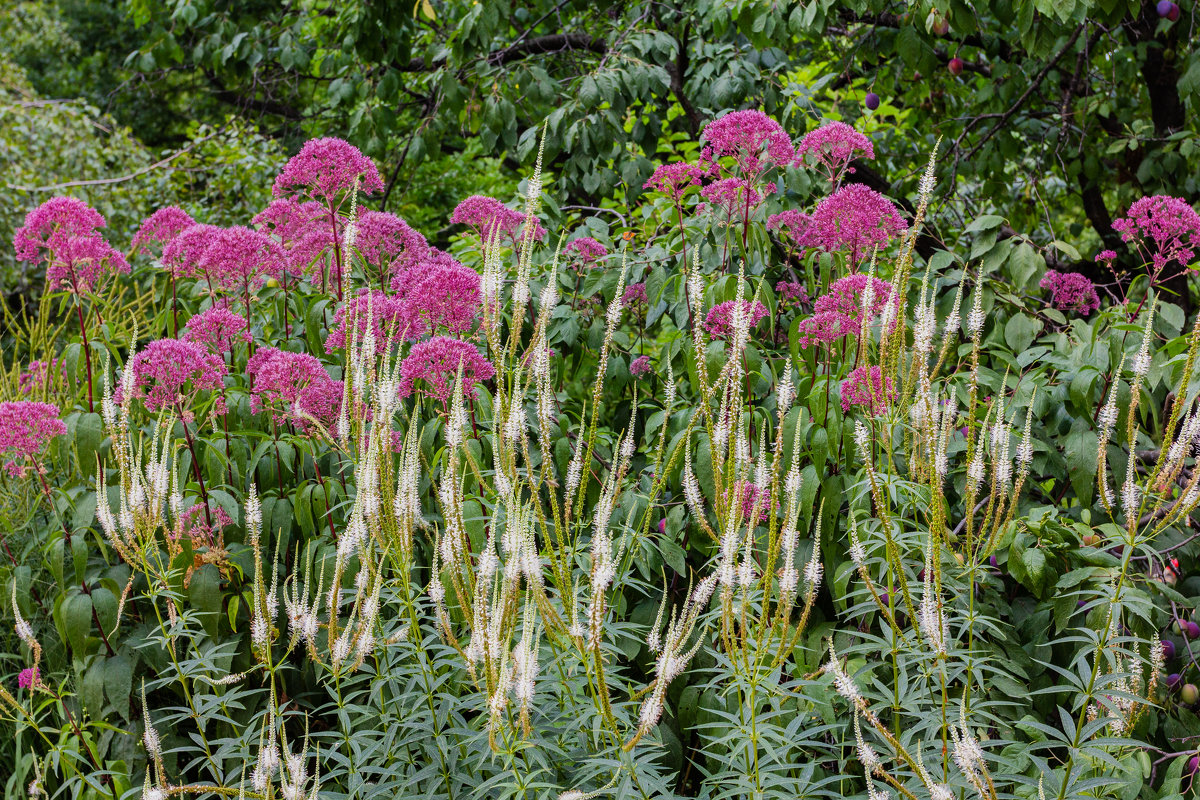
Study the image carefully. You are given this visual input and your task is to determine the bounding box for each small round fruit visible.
[1082,534,1098,547]
[988,555,998,569]
[1158,0,1174,15]
[1189,755,1200,775]
[1164,639,1177,660]
[1177,620,1188,635]
[932,17,950,35]
[1182,683,1198,704]
[1188,621,1200,640]
[865,92,881,110]
[1169,3,1181,20]
[948,57,965,76]
[1169,672,1183,689]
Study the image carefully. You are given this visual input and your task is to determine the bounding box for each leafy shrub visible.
[3,110,1200,800]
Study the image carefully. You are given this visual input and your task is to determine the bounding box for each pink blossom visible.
[325,290,408,352]
[700,110,795,178]
[1112,195,1200,274]
[701,178,768,220]
[18,666,38,690]
[704,300,770,339]
[131,207,196,257]
[401,261,482,338]
[643,162,705,203]
[814,274,899,325]
[796,122,875,184]
[841,366,896,415]
[182,307,252,354]
[161,224,222,279]
[1095,249,1117,264]
[776,280,809,308]
[126,339,228,418]
[353,210,428,273]
[197,226,286,297]
[19,359,66,395]
[43,233,129,295]
[390,247,462,296]
[398,337,495,404]
[175,503,233,545]
[730,480,772,524]
[767,210,812,246]
[0,401,66,475]
[451,195,546,247]
[630,355,652,377]
[13,196,105,262]
[565,237,608,266]
[622,283,649,308]
[246,346,342,431]
[273,137,384,204]
[806,184,908,266]
[253,199,329,277]
[796,310,855,349]
[1039,270,1100,316]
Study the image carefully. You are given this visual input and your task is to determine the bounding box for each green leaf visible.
[188,564,223,638]
[1004,313,1042,353]
[63,593,93,655]
[74,412,103,475]
[104,652,134,721]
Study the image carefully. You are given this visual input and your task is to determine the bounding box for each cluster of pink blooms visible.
[1112,195,1200,274]
[272,137,385,205]
[252,199,334,278]
[197,226,286,297]
[840,366,896,415]
[246,347,343,431]
[131,206,196,257]
[0,401,66,476]
[643,162,705,203]
[1039,270,1100,316]
[701,178,768,219]
[796,122,876,184]
[354,210,428,275]
[19,359,66,394]
[174,503,233,544]
[564,236,608,266]
[704,300,770,339]
[14,197,129,294]
[398,336,496,404]
[18,666,38,690]
[402,260,483,337]
[775,280,809,308]
[161,224,221,278]
[796,274,897,348]
[182,307,252,354]
[630,355,652,377]
[126,339,228,418]
[700,110,796,179]
[805,184,908,265]
[451,195,546,247]
[325,290,407,352]
[766,210,812,246]
[732,480,772,524]
[622,283,649,308]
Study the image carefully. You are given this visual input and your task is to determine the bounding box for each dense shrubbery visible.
[5,109,1200,800]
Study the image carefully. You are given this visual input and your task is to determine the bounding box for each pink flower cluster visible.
[246,347,343,431]
[767,210,812,246]
[704,300,770,339]
[796,274,897,349]
[14,197,129,294]
[183,307,252,354]
[0,401,66,476]
[18,666,38,690]
[398,336,495,404]
[776,280,809,309]
[701,178,767,219]
[806,184,908,265]
[841,366,896,415]
[197,226,286,297]
[131,207,196,257]
[162,224,222,279]
[643,162,705,203]
[325,290,406,352]
[451,195,546,247]
[19,359,66,395]
[1112,195,1200,274]
[732,480,772,524]
[565,237,608,266]
[622,283,649,308]
[175,503,234,545]
[272,137,384,204]
[630,355,652,377]
[1039,270,1100,316]
[354,210,428,274]
[127,339,228,418]
[796,122,875,184]
[253,199,331,277]
[403,261,483,338]
[700,110,795,178]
